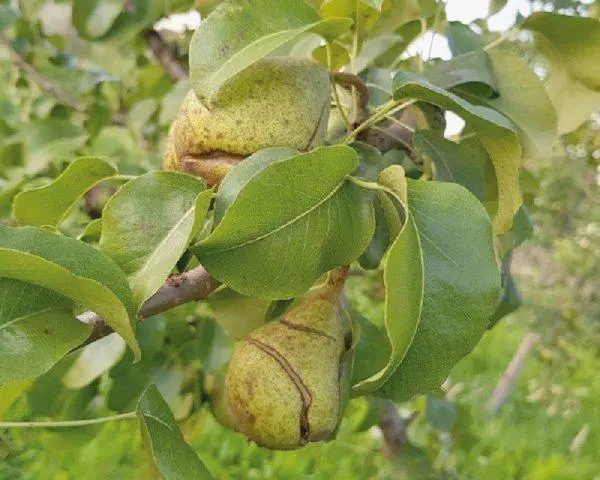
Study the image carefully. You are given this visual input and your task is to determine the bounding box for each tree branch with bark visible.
[79,264,221,328]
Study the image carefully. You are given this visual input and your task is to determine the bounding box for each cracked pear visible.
[226,287,353,450]
[163,57,331,186]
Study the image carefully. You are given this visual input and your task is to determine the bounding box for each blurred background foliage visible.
[0,0,599,478]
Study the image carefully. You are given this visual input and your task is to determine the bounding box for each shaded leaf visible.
[425,49,498,96]
[0,5,18,31]
[458,48,557,158]
[524,21,600,134]
[377,180,500,401]
[446,21,484,55]
[392,71,522,233]
[137,385,214,479]
[351,314,390,386]
[413,130,484,200]
[13,157,117,227]
[353,166,423,393]
[0,279,91,385]
[0,380,30,419]
[523,12,600,91]
[321,0,384,35]
[23,120,88,175]
[100,172,211,310]
[78,218,103,242]
[0,225,139,359]
[207,288,270,338]
[489,251,522,328]
[426,395,457,431]
[62,333,126,389]
[72,0,124,39]
[371,0,436,35]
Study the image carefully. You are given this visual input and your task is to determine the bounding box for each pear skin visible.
[164,57,331,186]
[226,285,353,450]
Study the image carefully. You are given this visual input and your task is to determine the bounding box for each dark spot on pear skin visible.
[344,332,353,351]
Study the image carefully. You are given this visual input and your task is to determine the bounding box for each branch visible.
[378,400,418,457]
[79,265,221,326]
[0,32,83,112]
[485,332,540,413]
[332,72,370,127]
[143,29,188,81]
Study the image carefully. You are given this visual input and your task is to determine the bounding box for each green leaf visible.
[351,313,390,386]
[489,251,522,328]
[457,48,557,158]
[377,180,500,401]
[0,226,139,359]
[78,218,103,242]
[523,12,600,91]
[426,395,457,432]
[62,333,126,389]
[446,21,484,55]
[137,385,214,480]
[13,157,117,227]
[425,49,498,96]
[358,198,391,270]
[189,0,352,100]
[320,0,384,35]
[346,397,387,432]
[0,279,91,385]
[351,141,393,182]
[392,71,522,233]
[0,5,18,31]
[195,146,375,299]
[213,147,297,225]
[354,35,403,72]
[207,288,270,339]
[100,172,211,310]
[353,166,424,394]
[488,0,507,16]
[0,380,30,419]
[413,130,484,200]
[72,0,124,39]
[23,120,88,175]
[522,15,600,134]
[371,0,436,35]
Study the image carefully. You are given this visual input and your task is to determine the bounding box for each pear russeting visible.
[226,277,354,450]
[163,56,331,186]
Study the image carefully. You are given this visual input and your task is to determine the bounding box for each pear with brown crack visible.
[225,284,353,450]
[163,57,331,187]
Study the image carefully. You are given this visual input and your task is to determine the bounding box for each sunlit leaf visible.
[195,146,375,299]
[62,333,126,389]
[353,166,424,394]
[189,0,352,100]
[137,385,214,479]
[0,226,139,359]
[0,279,91,385]
[13,157,117,227]
[392,71,522,233]
[100,172,211,310]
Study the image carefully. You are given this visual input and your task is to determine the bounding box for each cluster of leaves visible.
[1,0,600,477]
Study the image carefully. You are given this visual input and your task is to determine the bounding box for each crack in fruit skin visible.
[247,337,312,444]
[279,318,336,341]
[163,57,331,186]
[226,286,352,450]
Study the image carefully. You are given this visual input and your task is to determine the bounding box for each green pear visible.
[226,285,353,450]
[164,57,331,186]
